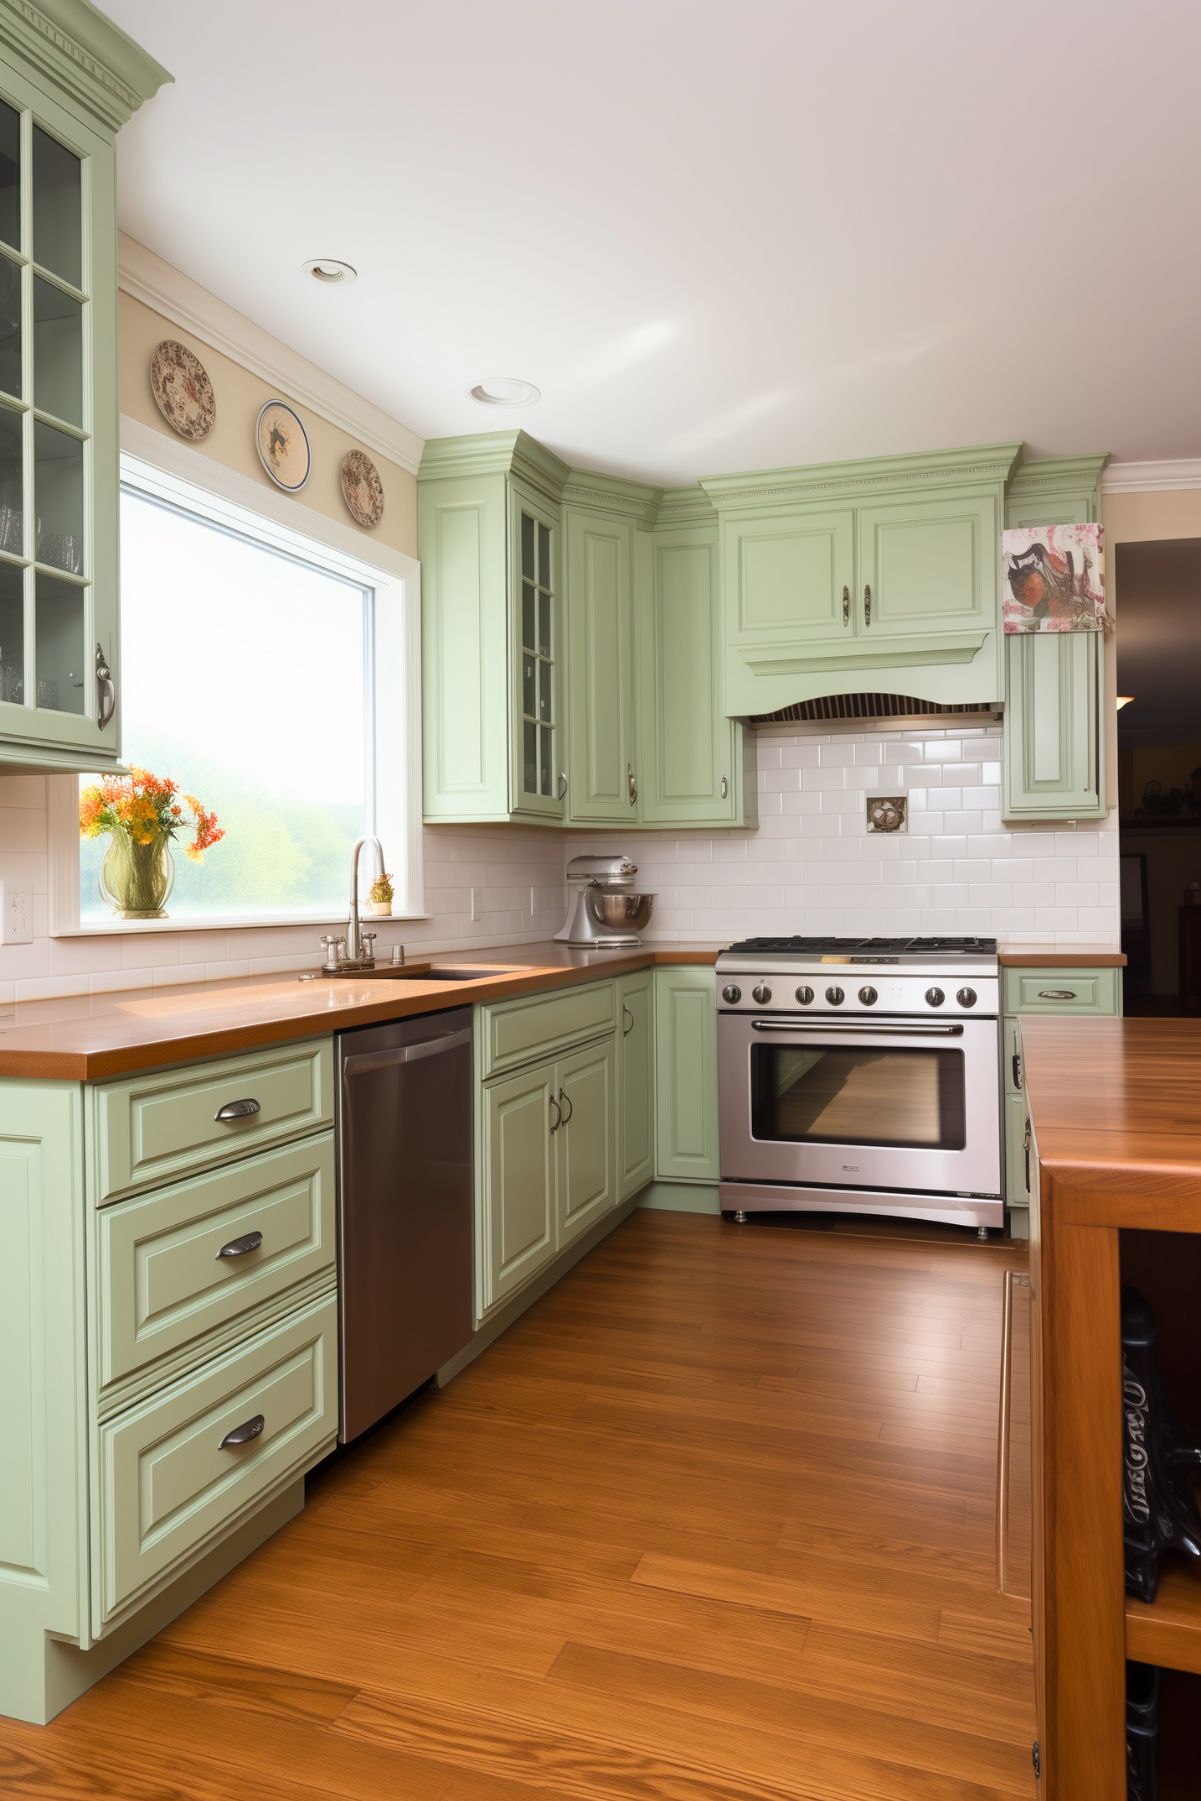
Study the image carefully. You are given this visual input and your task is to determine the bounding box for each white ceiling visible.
[100,0,1201,488]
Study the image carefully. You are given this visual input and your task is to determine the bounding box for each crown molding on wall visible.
[1102,458,1201,494]
[118,234,425,476]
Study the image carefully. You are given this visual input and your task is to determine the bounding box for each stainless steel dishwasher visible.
[336,1007,473,1442]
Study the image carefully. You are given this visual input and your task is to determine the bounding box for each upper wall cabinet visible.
[638,498,751,827]
[703,443,1021,717]
[419,432,570,824]
[1001,456,1108,822]
[0,1,169,773]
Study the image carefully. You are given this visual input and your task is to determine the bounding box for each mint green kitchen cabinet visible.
[704,444,1021,717]
[0,1032,336,1724]
[418,432,570,823]
[481,1058,558,1311]
[1002,455,1108,822]
[654,966,719,1182]
[616,970,654,1199]
[638,507,752,827]
[556,1036,617,1246]
[563,492,637,824]
[0,4,168,772]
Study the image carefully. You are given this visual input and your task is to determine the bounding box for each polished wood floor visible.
[0,1211,1035,1800]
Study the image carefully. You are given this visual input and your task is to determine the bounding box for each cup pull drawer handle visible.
[214,1098,262,1122]
[219,1414,265,1450]
[1037,989,1078,1002]
[215,1230,264,1261]
[1012,1053,1022,1089]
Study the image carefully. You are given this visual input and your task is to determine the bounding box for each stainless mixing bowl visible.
[585,888,655,932]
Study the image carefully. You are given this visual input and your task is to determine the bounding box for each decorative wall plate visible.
[866,795,907,833]
[341,448,384,528]
[150,339,215,441]
[255,399,311,492]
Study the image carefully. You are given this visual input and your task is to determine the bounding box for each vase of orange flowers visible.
[80,768,224,920]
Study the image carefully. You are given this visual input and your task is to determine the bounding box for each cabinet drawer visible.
[1002,968,1121,1017]
[481,980,615,1078]
[96,1135,336,1390]
[94,1038,334,1202]
[96,1294,337,1627]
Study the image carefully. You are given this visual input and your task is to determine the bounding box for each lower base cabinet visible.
[654,966,720,1182]
[617,971,654,1198]
[480,1029,617,1316]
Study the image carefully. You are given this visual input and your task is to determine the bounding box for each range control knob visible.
[825,985,845,1005]
[956,986,978,1008]
[795,984,815,1005]
[858,985,878,1006]
[925,986,946,1007]
[721,983,742,1005]
[752,983,772,1005]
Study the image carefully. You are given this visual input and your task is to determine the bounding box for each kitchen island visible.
[1022,1015,1201,1800]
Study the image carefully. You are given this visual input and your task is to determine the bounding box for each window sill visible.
[52,912,432,939]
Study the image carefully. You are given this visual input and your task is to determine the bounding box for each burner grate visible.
[725,934,998,956]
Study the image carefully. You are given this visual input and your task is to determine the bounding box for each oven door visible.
[718,1012,1001,1197]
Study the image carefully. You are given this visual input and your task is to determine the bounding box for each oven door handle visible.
[749,1019,965,1038]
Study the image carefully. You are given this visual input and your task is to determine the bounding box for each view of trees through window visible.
[79,483,374,921]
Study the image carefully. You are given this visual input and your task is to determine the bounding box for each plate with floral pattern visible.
[341,449,385,528]
[150,340,215,441]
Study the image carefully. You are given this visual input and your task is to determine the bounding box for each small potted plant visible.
[367,872,395,917]
[79,767,224,920]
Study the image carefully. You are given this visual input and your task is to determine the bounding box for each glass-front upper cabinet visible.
[511,481,564,819]
[0,12,168,771]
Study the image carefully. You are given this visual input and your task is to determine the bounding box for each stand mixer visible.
[554,854,656,948]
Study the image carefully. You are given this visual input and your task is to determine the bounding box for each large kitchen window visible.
[52,441,421,931]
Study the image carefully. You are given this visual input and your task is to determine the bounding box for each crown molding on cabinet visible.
[0,0,170,132]
[699,441,1023,511]
[417,429,571,502]
[651,486,715,528]
[118,234,426,477]
[561,468,660,525]
[1008,454,1108,499]
[1101,458,1201,494]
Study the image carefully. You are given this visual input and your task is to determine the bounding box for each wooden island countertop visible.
[0,941,720,1083]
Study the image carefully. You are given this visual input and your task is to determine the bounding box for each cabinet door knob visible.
[1012,1052,1022,1089]
[720,775,729,801]
[215,1230,264,1261]
[219,1414,265,1450]
[558,1086,574,1125]
[557,771,567,800]
[627,764,638,806]
[841,585,850,627]
[214,1098,262,1123]
[95,642,116,730]
[549,1094,561,1134]
[623,1004,634,1036]
[863,584,872,627]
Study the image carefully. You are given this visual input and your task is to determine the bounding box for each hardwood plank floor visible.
[0,1211,1035,1800]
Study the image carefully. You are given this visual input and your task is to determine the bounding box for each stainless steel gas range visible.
[716,935,1003,1235]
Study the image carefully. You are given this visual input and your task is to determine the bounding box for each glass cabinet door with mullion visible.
[512,483,563,818]
[0,67,119,768]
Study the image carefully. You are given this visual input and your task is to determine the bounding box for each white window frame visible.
[48,414,424,935]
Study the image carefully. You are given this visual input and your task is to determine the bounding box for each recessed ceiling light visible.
[470,377,541,408]
[303,258,357,285]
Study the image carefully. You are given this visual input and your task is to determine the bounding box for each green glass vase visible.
[99,831,175,920]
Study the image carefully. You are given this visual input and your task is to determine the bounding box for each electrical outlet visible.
[0,881,31,944]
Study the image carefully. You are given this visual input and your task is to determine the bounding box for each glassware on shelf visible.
[1122,1287,1201,1602]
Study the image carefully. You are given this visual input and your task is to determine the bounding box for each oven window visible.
[750,1045,967,1151]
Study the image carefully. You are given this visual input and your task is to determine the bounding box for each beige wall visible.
[118,291,418,558]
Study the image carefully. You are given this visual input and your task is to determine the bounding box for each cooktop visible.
[723,935,998,958]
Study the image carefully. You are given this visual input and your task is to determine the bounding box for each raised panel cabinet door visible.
[1005,1091,1030,1211]
[724,507,856,649]
[0,67,122,771]
[555,1037,617,1246]
[418,471,511,820]
[510,479,565,820]
[1002,630,1103,820]
[855,493,997,639]
[482,1060,558,1311]
[654,967,719,1182]
[639,527,741,825]
[564,506,634,823]
[617,971,654,1199]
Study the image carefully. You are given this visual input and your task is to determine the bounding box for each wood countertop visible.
[1021,1015,1201,1185]
[998,943,1126,967]
[0,941,720,1083]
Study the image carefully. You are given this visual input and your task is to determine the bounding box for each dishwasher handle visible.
[341,1028,472,1079]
